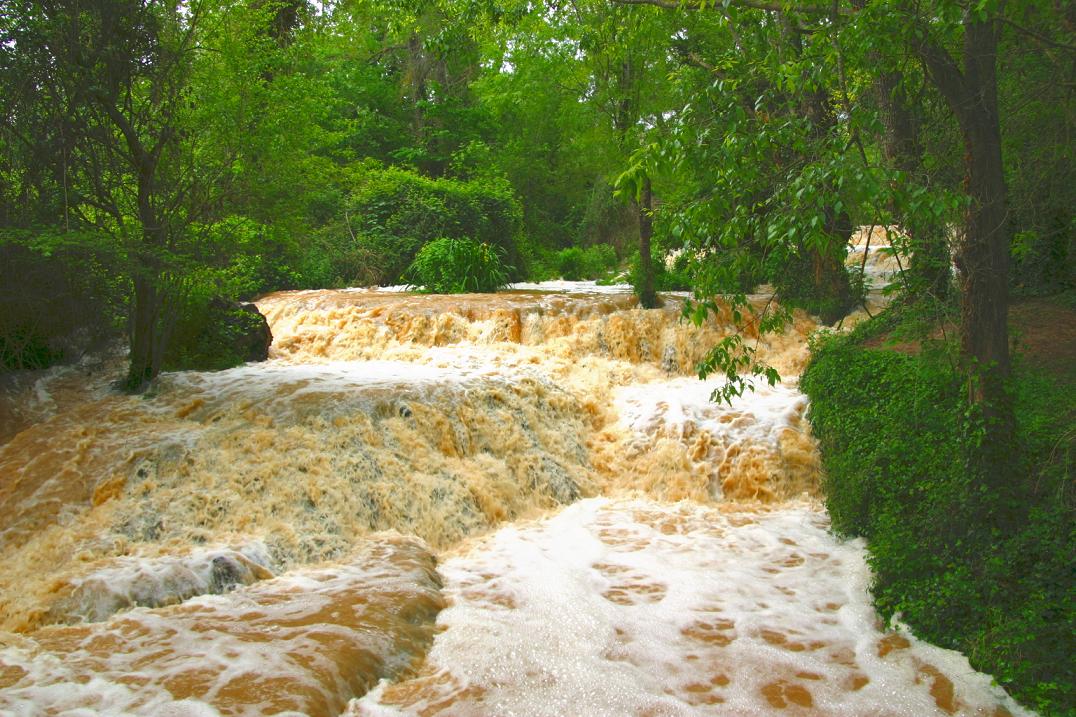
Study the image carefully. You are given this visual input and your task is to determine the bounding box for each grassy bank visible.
[801,305,1074,716]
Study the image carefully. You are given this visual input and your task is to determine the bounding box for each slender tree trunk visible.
[125,170,167,391]
[788,20,855,322]
[875,70,951,301]
[609,53,657,308]
[637,175,657,308]
[816,206,854,324]
[126,268,161,390]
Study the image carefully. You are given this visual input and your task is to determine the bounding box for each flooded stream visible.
[0,238,1030,715]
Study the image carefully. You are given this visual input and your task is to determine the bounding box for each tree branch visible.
[611,0,850,15]
[1001,17,1076,52]
[910,21,971,130]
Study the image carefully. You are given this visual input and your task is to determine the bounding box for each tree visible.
[886,0,1019,483]
[611,0,1026,468]
[2,0,209,389]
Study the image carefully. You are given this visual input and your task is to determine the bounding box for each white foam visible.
[52,542,274,623]
[155,360,514,422]
[350,498,1032,716]
[0,537,442,717]
[508,280,634,294]
[317,282,635,295]
[350,280,635,294]
[615,378,806,446]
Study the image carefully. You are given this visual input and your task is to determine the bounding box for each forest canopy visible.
[1,0,1072,384]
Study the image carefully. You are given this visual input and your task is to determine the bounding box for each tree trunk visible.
[637,175,658,308]
[125,168,167,391]
[125,269,162,391]
[956,22,1011,392]
[917,17,1014,491]
[875,70,950,301]
[815,207,855,324]
[785,19,856,322]
[959,106,1012,420]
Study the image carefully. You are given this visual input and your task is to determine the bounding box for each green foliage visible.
[187,216,308,299]
[773,249,865,325]
[628,246,691,293]
[686,294,789,404]
[1011,225,1074,296]
[404,237,510,294]
[331,167,523,286]
[0,230,127,370]
[998,14,1076,297]
[802,317,1074,715]
[553,244,618,281]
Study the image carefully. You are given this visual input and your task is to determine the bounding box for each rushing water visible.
[0,240,1029,716]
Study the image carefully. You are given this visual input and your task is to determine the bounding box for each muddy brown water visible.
[0,273,1031,715]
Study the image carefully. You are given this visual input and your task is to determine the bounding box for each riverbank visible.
[802,294,1075,716]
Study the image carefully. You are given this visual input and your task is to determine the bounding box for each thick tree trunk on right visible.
[959,107,1012,416]
[916,17,1014,491]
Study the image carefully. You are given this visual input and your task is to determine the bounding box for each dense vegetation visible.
[405,237,512,293]
[803,311,1074,714]
[1,0,1072,711]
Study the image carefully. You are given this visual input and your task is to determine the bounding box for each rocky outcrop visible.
[214,297,273,363]
[165,297,272,371]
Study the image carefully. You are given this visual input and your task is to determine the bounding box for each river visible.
[0,236,1031,716]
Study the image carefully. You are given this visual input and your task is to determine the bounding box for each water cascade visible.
[0,261,1030,715]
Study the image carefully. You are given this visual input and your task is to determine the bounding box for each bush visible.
[186,216,309,299]
[802,319,1074,715]
[772,248,862,324]
[162,271,272,372]
[628,246,692,293]
[404,238,510,294]
[328,167,524,286]
[0,218,299,376]
[553,244,618,280]
[0,230,127,370]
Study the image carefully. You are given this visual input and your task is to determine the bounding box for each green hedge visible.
[554,245,618,281]
[802,322,1074,715]
[329,167,524,286]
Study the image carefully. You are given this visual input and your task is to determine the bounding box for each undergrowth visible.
[802,309,1074,716]
[405,237,510,293]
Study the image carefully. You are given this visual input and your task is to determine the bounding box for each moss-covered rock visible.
[164,297,271,371]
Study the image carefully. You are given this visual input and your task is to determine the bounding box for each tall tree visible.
[2,0,209,388]
[614,0,1024,460]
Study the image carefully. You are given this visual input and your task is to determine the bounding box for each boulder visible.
[211,297,272,363]
[165,297,272,371]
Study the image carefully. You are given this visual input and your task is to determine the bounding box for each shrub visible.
[554,244,618,280]
[330,167,524,286]
[0,230,127,370]
[802,318,1074,715]
[404,238,510,294]
[162,269,272,372]
[772,248,862,324]
[0,218,298,375]
[628,246,692,293]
